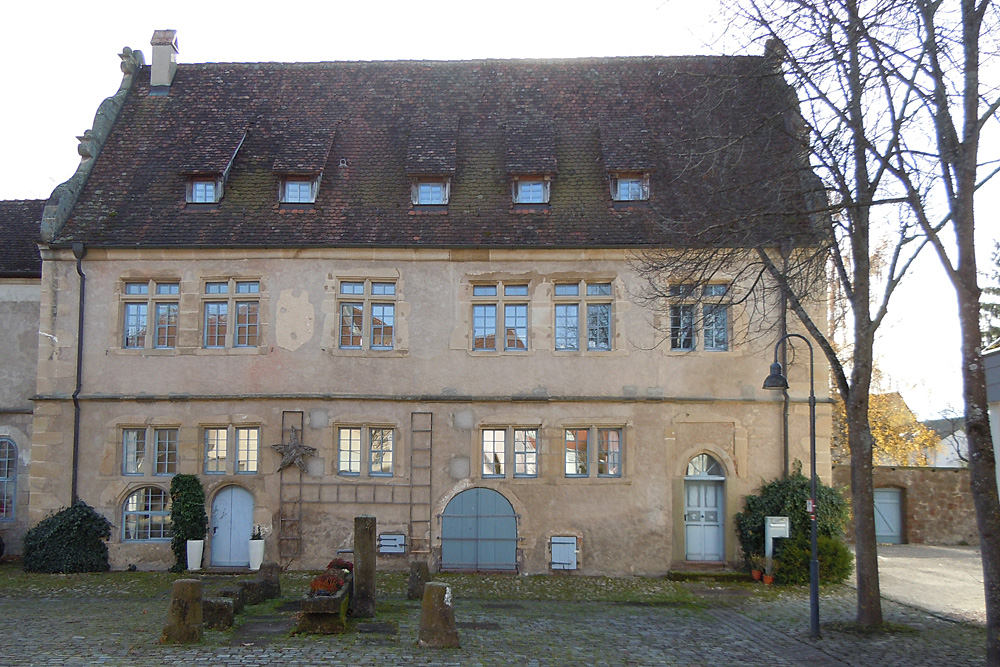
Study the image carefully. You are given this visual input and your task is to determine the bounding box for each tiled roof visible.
[0,199,44,277]
[52,56,818,249]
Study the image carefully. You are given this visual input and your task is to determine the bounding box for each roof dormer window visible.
[187,178,221,204]
[610,172,649,202]
[281,176,319,204]
[412,178,450,206]
[512,176,550,204]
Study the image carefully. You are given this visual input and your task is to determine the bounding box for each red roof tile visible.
[0,199,44,277]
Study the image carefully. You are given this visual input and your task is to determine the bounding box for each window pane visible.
[124,303,147,348]
[598,428,622,477]
[284,180,314,203]
[122,429,146,475]
[473,304,497,350]
[236,281,260,294]
[668,284,695,298]
[0,440,12,519]
[369,428,394,476]
[204,428,228,474]
[587,283,612,296]
[504,284,529,297]
[123,488,172,541]
[504,304,528,350]
[192,180,216,203]
[473,285,497,297]
[154,429,178,475]
[704,284,728,297]
[417,181,444,204]
[236,301,259,347]
[565,429,589,476]
[554,284,579,296]
[670,304,694,350]
[517,181,545,203]
[587,303,611,350]
[156,283,179,295]
[514,429,538,478]
[555,304,579,351]
[204,302,228,347]
[237,427,259,473]
[125,282,149,295]
[616,178,643,201]
[703,304,729,351]
[482,429,505,477]
[340,303,363,348]
[372,282,396,296]
[371,303,394,349]
[205,282,228,295]
[155,303,178,348]
[339,428,361,474]
[340,282,364,295]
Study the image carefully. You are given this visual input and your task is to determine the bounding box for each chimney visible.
[150,29,179,90]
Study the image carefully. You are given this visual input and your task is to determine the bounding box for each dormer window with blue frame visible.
[281,176,319,204]
[412,178,450,206]
[512,176,550,204]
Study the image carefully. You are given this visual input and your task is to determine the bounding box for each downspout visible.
[780,250,790,478]
[71,242,87,503]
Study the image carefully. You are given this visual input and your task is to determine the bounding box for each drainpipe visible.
[71,242,87,503]
[780,250,790,478]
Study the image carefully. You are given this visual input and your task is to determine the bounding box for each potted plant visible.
[248,525,266,571]
[169,475,208,572]
[748,554,766,582]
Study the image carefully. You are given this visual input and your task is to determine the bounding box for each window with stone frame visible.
[121,280,180,349]
[122,486,172,541]
[121,426,178,477]
[669,283,730,352]
[0,438,16,521]
[471,282,531,352]
[553,281,614,351]
[481,427,538,479]
[337,279,397,351]
[204,425,259,474]
[202,279,261,349]
[338,425,396,477]
[564,426,623,478]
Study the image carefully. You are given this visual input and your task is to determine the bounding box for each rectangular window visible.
[413,179,450,205]
[504,304,528,350]
[337,280,398,351]
[125,282,149,296]
[482,429,506,477]
[369,428,394,476]
[597,428,622,477]
[587,303,611,351]
[473,304,497,351]
[282,178,317,203]
[555,304,579,351]
[237,427,259,473]
[338,427,362,475]
[703,304,729,351]
[122,428,146,475]
[610,172,650,201]
[204,428,228,474]
[514,179,549,204]
[201,279,262,349]
[371,303,394,349]
[123,303,147,348]
[204,302,228,347]
[154,303,178,348]
[565,429,589,476]
[154,428,178,475]
[236,301,259,347]
[514,428,538,478]
[670,304,694,351]
[190,179,218,203]
[340,303,363,348]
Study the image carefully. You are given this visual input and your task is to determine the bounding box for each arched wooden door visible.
[684,453,725,561]
[211,485,254,566]
[441,488,517,571]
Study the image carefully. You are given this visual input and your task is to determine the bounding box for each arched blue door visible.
[441,488,517,571]
[211,485,254,566]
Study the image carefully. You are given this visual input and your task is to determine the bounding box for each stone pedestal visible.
[407,560,431,600]
[352,515,376,618]
[161,579,203,643]
[418,582,460,648]
[257,561,282,599]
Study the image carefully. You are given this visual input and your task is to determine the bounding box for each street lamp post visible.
[763,333,820,639]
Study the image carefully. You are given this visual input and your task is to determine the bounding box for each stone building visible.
[0,199,45,555]
[26,31,831,573]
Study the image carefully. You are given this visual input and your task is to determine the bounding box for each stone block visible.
[407,560,430,600]
[161,579,203,644]
[297,587,350,634]
[352,515,376,618]
[239,579,267,606]
[256,561,282,599]
[202,597,234,630]
[418,582,460,648]
[217,586,246,614]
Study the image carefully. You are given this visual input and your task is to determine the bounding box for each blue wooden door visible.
[874,488,903,544]
[441,488,517,571]
[211,485,254,566]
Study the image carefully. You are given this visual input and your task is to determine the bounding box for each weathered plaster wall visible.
[832,465,978,546]
[29,248,832,573]
[0,280,40,554]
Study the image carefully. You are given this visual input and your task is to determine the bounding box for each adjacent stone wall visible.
[832,465,978,545]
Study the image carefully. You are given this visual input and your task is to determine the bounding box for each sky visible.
[1,0,995,419]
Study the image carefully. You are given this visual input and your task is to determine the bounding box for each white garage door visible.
[874,488,902,544]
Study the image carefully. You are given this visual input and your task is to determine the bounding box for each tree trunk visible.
[845,377,883,627]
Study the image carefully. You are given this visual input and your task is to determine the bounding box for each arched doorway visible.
[684,453,725,561]
[441,488,517,571]
[211,485,254,567]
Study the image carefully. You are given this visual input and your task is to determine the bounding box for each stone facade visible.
[832,465,978,546]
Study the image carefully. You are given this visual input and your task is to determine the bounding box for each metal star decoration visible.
[271,426,317,472]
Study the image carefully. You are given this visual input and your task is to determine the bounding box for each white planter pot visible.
[249,539,265,571]
[186,539,205,571]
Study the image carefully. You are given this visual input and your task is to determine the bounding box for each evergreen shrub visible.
[169,474,208,572]
[22,501,112,573]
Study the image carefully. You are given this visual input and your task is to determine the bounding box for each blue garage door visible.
[874,488,903,544]
[441,488,517,571]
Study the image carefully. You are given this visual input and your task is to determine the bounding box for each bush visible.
[310,569,346,595]
[775,534,855,585]
[22,501,112,573]
[169,475,208,572]
[734,463,849,568]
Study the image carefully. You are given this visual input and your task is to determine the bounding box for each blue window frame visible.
[122,487,171,541]
[0,438,16,521]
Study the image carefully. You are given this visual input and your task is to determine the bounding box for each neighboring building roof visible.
[0,199,44,277]
[51,56,820,250]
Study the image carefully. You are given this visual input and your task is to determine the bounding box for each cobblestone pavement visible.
[0,581,985,666]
